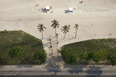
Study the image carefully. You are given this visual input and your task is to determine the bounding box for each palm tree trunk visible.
[41,32,43,39]
[63,33,66,39]
[75,29,77,38]
[55,28,56,36]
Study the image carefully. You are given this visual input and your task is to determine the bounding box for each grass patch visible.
[61,39,116,65]
[0,30,46,65]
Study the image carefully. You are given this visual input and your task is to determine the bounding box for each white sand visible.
[0,0,116,66]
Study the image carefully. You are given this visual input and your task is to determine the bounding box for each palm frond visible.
[37,24,46,32]
[74,24,78,29]
[51,19,59,29]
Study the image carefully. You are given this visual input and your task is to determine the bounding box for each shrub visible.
[9,46,22,58]
[87,51,94,60]
[92,50,107,62]
[0,57,7,65]
[34,49,47,64]
[61,49,78,64]
[80,51,88,61]
[109,54,116,66]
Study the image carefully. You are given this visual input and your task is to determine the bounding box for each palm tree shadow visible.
[67,65,86,74]
[64,64,103,77]
[42,42,49,48]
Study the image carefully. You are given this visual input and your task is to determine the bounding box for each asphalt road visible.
[0,75,116,77]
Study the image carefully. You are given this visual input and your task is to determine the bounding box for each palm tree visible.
[61,25,70,39]
[56,33,58,39]
[37,24,46,39]
[51,19,60,36]
[74,24,78,38]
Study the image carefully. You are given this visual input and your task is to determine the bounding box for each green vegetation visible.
[92,50,107,62]
[34,49,46,64]
[51,19,60,36]
[61,39,116,65]
[9,46,22,58]
[79,51,88,61]
[0,30,46,65]
[61,49,78,64]
[108,54,116,66]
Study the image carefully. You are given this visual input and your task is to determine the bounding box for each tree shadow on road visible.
[65,64,103,77]
[86,66,103,77]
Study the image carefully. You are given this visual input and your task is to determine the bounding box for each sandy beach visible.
[0,0,116,66]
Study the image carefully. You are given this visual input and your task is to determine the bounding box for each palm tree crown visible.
[74,24,78,30]
[37,24,46,32]
[61,25,70,39]
[51,19,59,35]
[37,24,46,39]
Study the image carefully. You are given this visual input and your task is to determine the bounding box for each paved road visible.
[0,65,116,76]
[0,75,116,77]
